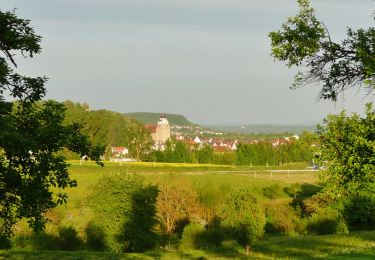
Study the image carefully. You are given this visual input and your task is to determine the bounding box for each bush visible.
[343,196,375,231]
[12,232,59,250]
[220,189,266,254]
[58,226,83,251]
[264,202,298,234]
[179,223,205,251]
[85,222,107,251]
[306,208,348,235]
[89,174,159,252]
[0,234,11,249]
[263,184,284,201]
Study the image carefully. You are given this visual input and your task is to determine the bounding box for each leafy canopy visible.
[0,10,103,237]
[317,104,375,199]
[269,0,375,100]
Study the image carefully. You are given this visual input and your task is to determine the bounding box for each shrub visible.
[263,184,284,201]
[85,222,107,251]
[0,234,11,249]
[306,208,348,235]
[12,232,59,250]
[264,201,298,234]
[285,183,302,199]
[343,196,375,231]
[58,226,83,251]
[89,174,159,252]
[220,189,266,254]
[179,223,205,251]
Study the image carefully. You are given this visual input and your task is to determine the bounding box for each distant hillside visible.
[207,124,317,134]
[124,112,193,126]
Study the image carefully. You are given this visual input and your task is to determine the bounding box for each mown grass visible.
[2,231,375,259]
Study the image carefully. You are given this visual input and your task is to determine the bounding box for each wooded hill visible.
[125,112,193,126]
[62,101,152,159]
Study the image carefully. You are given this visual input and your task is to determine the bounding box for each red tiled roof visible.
[145,124,157,133]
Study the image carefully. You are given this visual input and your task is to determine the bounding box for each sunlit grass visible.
[3,231,375,259]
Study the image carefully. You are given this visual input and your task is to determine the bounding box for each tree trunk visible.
[245,245,250,255]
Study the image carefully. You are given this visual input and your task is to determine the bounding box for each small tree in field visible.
[220,189,265,255]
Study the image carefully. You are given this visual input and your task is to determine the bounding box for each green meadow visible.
[2,161,375,259]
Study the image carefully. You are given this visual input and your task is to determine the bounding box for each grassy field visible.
[5,161,374,259]
[2,231,375,259]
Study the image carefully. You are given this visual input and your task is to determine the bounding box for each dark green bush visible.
[343,196,375,231]
[85,222,107,251]
[264,202,298,234]
[0,234,11,249]
[89,174,159,252]
[306,208,348,235]
[12,232,59,250]
[58,226,83,251]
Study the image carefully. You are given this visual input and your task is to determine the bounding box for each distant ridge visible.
[207,124,316,134]
[124,112,193,126]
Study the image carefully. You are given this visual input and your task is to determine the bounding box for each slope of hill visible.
[125,112,192,126]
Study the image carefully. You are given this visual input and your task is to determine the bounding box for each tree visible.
[156,175,201,238]
[197,144,214,164]
[0,10,103,238]
[127,121,153,161]
[220,189,265,255]
[317,104,375,200]
[269,0,375,230]
[269,0,375,101]
[89,175,159,252]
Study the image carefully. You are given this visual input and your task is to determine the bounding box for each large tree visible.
[269,0,375,229]
[269,0,375,101]
[0,10,103,238]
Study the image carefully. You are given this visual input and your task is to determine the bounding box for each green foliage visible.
[153,139,192,163]
[264,202,298,234]
[236,140,314,166]
[318,105,375,200]
[63,101,153,161]
[219,189,265,248]
[285,183,302,199]
[213,152,237,165]
[343,196,375,231]
[263,184,284,201]
[179,223,206,251]
[0,10,103,237]
[306,207,348,235]
[269,0,375,100]
[120,184,159,252]
[58,226,83,251]
[88,174,159,252]
[197,145,214,164]
[85,222,108,251]
[0,234,11,249]
[269,0,325,67]
[126,120,154,161]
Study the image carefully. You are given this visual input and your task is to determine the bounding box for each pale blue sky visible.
[1,0,374,124]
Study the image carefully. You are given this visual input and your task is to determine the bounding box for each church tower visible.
[155,113,171,145]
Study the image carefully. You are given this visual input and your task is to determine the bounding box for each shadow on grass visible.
[252,231,375,259]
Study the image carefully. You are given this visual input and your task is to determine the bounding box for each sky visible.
[1,0,374,125]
